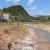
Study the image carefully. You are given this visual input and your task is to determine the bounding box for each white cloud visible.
[48,13,50,15]
[5,0,20,3]
[28,0,34,5]
[5,0,34,5]
[37,11,45,15]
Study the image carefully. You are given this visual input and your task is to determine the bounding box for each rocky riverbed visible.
[0,23,50,50]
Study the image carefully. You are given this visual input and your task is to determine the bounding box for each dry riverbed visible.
[0,23,50,50]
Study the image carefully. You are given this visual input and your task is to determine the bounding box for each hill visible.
[3,5,29,17]
[0,5,50,22]
[3,5,35,22]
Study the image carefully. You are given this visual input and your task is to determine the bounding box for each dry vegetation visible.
[0,23,50,50]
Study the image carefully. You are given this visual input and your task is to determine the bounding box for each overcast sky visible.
[0,0,50,16]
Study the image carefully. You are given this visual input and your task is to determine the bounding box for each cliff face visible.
[0,24,50,50]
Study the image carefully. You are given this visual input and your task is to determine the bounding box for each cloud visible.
[37,11,45,15]
[5,0,20,3]
[48,13,50,15]
[5,0,34,5]
[27,0,34,5]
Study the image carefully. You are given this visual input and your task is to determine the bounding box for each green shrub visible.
[4,29,10,34]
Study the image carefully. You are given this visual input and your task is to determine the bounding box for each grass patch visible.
[4,29,10,34]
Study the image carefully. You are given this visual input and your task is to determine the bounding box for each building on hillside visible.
[0,13,14,22]
[3,13,10,22]
[0,13,13,22]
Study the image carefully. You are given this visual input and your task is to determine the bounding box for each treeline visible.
[34,16,50,22]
